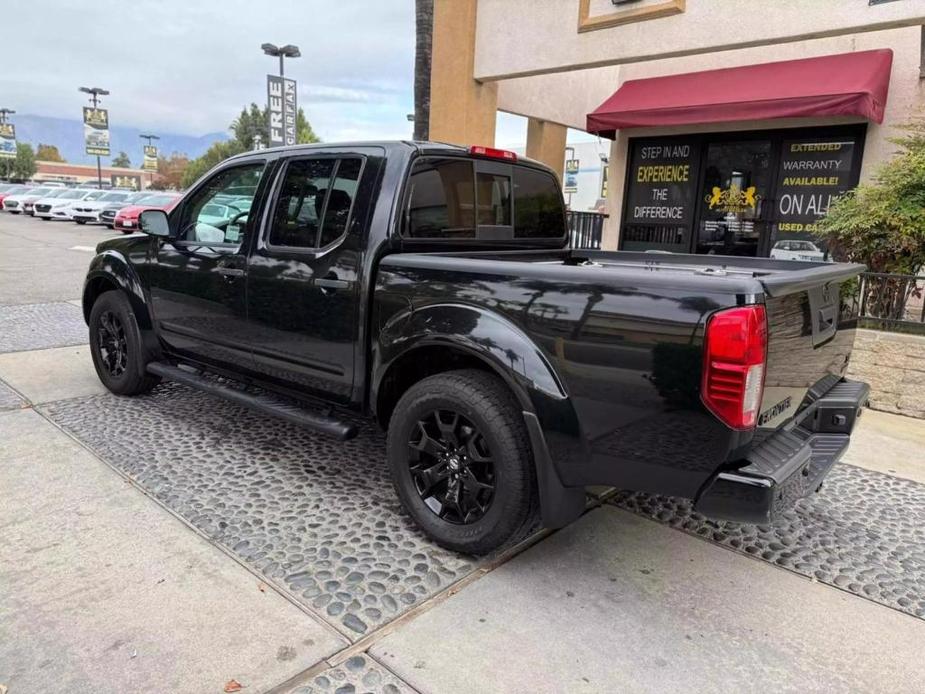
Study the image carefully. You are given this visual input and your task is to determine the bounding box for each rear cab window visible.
[404,156,566,243]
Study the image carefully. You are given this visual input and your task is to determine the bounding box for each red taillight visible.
[468,145,517,162]
[701,305,767,430]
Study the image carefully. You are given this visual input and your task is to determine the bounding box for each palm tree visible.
[413,0,433,141]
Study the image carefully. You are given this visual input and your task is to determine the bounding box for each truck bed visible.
[376,248,864,500]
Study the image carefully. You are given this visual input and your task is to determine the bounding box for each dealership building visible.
[32,161,154,190]
[429,0,925,256]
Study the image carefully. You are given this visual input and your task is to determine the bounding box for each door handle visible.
[217,266,245,278]
[314,273,349,293]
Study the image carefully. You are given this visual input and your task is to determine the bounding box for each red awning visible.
[587,49,893,137]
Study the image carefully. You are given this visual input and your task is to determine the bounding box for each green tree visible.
[35,143,65,162]
[6,142,37,181]
[815,117,925,321]
[231,102,321,149]
[112,151,132,168]
[182,103,321,189]
[180,139,245,188]
[815,117,925,275]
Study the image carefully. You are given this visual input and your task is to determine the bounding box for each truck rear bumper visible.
[694,379,870,525]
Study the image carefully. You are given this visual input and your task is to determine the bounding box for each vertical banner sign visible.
[0,123,16,159]
[283,78,297,146]
[600,163,608,199]
[267,75,285,147]
[564,159,579,193]
[83,107,110,156]
[142,145,158,172]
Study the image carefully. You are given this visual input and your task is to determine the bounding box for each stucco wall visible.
[474,0,925,80]
[847,329,925,419]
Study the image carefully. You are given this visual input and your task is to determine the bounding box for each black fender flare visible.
[82,250,161,358]
[373,303,587,528]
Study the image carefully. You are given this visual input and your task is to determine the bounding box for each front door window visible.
[696,140,771,256]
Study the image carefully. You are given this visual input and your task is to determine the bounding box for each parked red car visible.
[113,193,180,233]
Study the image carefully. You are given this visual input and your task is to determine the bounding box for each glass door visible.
[695,140,771,256]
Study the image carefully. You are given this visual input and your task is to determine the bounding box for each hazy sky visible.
[3,0,591,147]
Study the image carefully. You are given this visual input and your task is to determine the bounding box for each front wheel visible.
[75,219,86,225]
[89,291,160,395]
[387,369,538,554]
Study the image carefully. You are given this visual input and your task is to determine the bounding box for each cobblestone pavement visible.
[0,302,87,353]
[285,654,417,694]
[610,462,925,618]
[42,383,480,640]
[0,380,26,410]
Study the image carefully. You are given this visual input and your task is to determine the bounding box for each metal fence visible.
[567,211,606,250]
[856,272,925,333]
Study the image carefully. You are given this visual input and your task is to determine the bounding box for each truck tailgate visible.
[757,268,863,431]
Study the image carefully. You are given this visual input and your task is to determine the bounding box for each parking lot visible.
[2,210,925,693]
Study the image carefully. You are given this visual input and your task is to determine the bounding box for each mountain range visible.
[11,114,230,167]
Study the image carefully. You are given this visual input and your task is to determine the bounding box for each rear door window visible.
[405,157,565,241]
[406,159,475,239]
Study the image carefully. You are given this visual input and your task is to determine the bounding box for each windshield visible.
[124,193,151,204]
[61,189,88,199]
[27,188,52,196]
[84,190,106,201]
[144,195,177,206]
[44,189,68,199]
[100,192,129,202]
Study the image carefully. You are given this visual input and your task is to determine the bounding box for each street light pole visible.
[139,133,160,189]
[261,42,301,78]
[79,86,110,189]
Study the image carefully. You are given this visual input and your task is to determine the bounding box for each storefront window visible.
[621,139,699,252]
[620,126,864,259]
[696,140,771,256]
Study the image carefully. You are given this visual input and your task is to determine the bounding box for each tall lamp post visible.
[79,86,110,189]
[261,42,300,77]
[139,133,160,189]
[0,109,14,180]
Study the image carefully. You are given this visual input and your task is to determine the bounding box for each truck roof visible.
[226,140,550,171]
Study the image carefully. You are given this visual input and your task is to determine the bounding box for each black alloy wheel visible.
[96,310,128,378]
[387,369,538,554]
[409,409,496,524]
[88,291,160,396]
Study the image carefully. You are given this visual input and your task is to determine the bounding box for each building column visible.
[525,118,567,181]
[601,134,628,250]
[429,0,497,146]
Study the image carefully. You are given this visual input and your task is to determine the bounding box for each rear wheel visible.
[75,219,86,225]
[387,369,538,554]
[89,291,160,395]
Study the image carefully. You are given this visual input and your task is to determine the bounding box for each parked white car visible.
[33,188,97,220]
[769,239,829,262]
[2,187,55,214]
[66,189,112,223]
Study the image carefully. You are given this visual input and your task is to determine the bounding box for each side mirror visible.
[139,209,171,237]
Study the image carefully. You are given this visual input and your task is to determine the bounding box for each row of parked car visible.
[0,183,180,233]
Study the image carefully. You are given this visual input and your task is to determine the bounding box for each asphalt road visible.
[0,211,120,305]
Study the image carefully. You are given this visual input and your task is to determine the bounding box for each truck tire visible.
[89,291,160,396]
[387,369,538,554]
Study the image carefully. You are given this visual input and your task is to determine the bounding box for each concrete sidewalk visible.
[0,408,347,694]
[372,507,925,693]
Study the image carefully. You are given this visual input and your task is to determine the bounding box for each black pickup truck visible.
[82,141,869,553]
